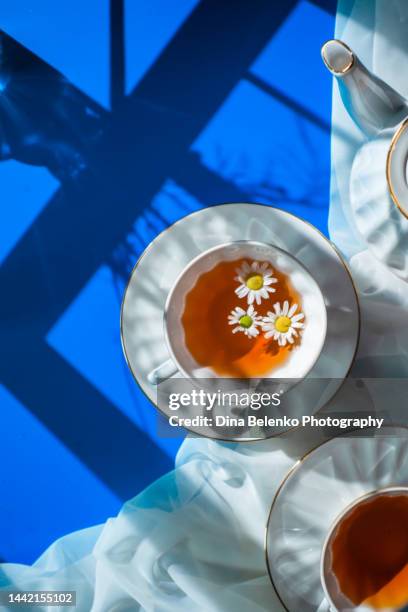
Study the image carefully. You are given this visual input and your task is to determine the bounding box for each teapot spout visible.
[321,39,408,136]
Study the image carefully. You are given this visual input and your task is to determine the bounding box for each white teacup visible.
[321,487,408,612]
[147,241,327,384]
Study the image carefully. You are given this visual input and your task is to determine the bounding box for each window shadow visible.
[0,0,303,499]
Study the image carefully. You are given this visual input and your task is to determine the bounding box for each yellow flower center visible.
[239,315,253,329]
[275,316,291,333]
[246,274,263,291]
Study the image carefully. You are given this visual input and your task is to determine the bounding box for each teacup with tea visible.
[148,241,327,384]
[322,487,408,611]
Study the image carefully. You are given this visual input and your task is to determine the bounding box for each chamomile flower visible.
[235,261,278,305]
[262,301,305,346]
[228,305,262,338]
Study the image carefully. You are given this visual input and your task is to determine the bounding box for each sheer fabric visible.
[1,2,406,610]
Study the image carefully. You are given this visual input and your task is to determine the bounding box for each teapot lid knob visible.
[321,39,355,75]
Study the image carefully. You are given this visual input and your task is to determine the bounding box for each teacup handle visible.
[147,358,178,385]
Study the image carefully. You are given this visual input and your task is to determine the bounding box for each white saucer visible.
[266,426,408,611]
[121,203,360,439]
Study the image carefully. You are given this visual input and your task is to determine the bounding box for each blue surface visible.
[0,0,335,564]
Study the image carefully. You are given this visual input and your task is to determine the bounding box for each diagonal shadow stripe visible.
[133,0,298,124]
[1,0,298,332]
[246,73,332,133]
[173,151,248,204]
[245,73,357,146]
[309,0,336,13]
[0,0,298,494]
[110,0,125,109]
[173,152,328,220]
[2,340,172,500]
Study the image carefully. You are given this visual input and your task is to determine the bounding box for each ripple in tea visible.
[181,258,304,377]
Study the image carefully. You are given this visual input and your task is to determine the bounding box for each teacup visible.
[321,487,408,611]
[147,240,327,384]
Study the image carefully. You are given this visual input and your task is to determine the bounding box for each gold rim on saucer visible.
[264,425,408,612]
[120,202,360,443]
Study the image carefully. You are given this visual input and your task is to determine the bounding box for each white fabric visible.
[2,2,408,611]
[0,442,294,611]
[332,0,408,376]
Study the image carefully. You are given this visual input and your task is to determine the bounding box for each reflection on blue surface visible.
[0,0,335,563]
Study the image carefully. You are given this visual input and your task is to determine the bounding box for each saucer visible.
[121,203,360,439]
[265,426,408,611]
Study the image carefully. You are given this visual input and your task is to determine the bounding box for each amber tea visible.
[326,490,408,610]
[181,257,305,378]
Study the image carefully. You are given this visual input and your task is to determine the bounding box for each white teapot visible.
[322,39,408,281]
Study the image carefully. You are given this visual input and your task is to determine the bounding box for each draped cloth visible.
[331,0,408,377]
[1,2,407,610]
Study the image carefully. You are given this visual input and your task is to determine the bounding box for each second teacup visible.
[321,487,408,611]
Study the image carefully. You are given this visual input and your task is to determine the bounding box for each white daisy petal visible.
[234,260,278,305]
[228,304,262,338]
[288,303,298,317]
[262,301,305,346]
[236,285,249,298]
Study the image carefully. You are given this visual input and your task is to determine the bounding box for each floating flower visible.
[262,301,305,346]
[235,261,277,305]
[228,305,262,338]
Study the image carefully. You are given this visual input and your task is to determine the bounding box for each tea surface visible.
[330,494,408,609]
[181,258,303,377]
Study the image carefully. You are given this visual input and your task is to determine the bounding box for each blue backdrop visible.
[0,0,335,564]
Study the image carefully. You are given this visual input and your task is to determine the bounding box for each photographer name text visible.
[168,415,384,429]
